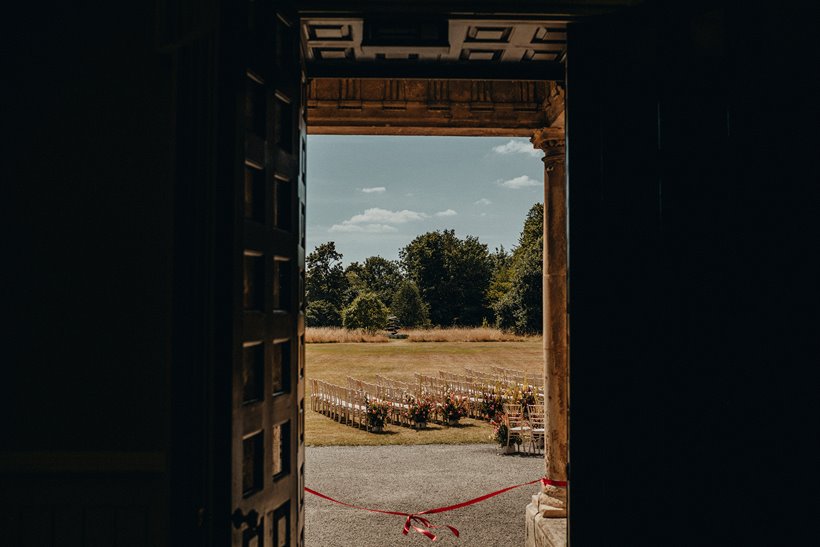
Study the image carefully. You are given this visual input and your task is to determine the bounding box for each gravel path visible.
[305,444,544,547]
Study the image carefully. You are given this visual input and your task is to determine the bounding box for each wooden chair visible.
[526,404,546,454]
[503,403,530,451]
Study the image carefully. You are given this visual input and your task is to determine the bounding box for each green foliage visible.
[399,230,492,327]
[485,246,513,309]
[344,256,403,307]
[306,299,342,327]
[391,280,429,328]
[341,292,389,333]
[306,242,348,325]
[309,204,541,332]
[491,204,543,334]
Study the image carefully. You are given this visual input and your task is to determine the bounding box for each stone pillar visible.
[531,126,568,518]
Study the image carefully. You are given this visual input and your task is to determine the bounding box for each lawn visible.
[305,339,543,446]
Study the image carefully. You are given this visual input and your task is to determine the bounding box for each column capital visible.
[531,127,565,170]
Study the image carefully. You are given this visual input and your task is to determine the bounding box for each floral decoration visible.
[365,397,391,430]
[441,390,468,423]
[403,394,433,424]
[480,389,504,421]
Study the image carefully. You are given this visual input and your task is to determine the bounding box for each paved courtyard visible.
[305,444,545,546]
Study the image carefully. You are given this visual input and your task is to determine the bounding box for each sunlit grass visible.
[305,340,543,446]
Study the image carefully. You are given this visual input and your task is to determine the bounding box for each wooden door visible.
[566,3,740,544]
[229,2,306,546]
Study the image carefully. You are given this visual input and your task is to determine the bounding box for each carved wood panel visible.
[232,1,305,545]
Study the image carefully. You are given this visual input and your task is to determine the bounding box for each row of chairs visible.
[412,373,481,419]
[464,367,544,397]
[311,367,548,434]
[490,365,544,389]
[310,379,369,429]
[347,377,413,425]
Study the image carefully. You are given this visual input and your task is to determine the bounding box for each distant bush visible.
[341,292,389,333]
[306,299,342,327]
[391,280,429,328]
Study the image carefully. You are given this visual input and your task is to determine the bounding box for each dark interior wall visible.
[0,3,177,544]
[2,2,174,452]
[567,1,817,544]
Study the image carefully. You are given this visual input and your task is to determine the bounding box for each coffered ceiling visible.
[301,16,569,80]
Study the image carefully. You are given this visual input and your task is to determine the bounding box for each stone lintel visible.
[307,78,556,135]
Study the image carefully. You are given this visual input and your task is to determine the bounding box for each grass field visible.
[305,339,543,446]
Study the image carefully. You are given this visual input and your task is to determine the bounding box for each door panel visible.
[566,3,739,544]
[231,2,306,545]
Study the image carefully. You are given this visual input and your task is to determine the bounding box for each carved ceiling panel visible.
[301,17,568,65]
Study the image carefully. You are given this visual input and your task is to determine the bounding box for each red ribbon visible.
[305,476,567,541]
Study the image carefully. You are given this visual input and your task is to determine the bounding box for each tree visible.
[486,246,513,311]
[450,235,493,325]
[491,204,544,334]
[305,242,348,326]
[305,299,341,327]
[400,230,492,326]
[341,292,389,333]
[391,280,429,328]
[343,256,403,307]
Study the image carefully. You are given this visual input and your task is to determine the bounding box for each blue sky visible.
[306,135,543,265]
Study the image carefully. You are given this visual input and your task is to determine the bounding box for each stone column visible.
[531,127,568,518]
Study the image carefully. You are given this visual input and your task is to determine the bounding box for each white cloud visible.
[361,186,386,193]
[499,175,541,189]
[474,198,492,206]
[492,139,541,157]
[435,209,457,217]
[329,207,428,234]
[329,223,398,233]
[346,208,428,224]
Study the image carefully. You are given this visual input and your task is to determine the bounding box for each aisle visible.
[305,444,544,546]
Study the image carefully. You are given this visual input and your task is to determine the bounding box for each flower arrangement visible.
[403,394,433,426]
[489,416,521,448]
[365,397,391,430]
[504,383,538,419]
[480,389,504,421]
[516,386,537,419]
[441,390,468,424]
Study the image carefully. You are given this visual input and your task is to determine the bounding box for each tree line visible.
[306,203,544,334]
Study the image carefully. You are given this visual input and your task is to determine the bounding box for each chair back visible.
[503,403,523,416]
[527,404,545,426]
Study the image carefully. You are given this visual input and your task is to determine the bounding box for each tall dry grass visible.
[401,327,534,342]
[305,327,388,343]
[305,326,537,343]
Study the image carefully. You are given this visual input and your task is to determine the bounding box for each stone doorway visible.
[303,72,569,545]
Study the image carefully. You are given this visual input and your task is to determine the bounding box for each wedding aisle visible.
[305,444,544,546]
